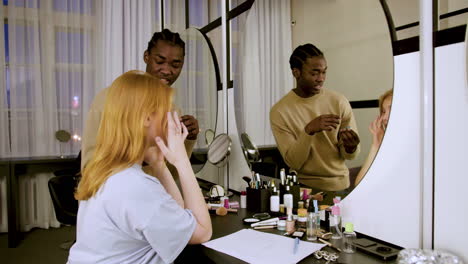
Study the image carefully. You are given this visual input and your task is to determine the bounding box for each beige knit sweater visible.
[270,89,360,191]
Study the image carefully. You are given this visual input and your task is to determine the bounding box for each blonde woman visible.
[354,89,393,186]
[68,71,212,264]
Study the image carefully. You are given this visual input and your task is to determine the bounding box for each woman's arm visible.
[354,116,385,186]
[144,163,184,208]
[156,112,212,244]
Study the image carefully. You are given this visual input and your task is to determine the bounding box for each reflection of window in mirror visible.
[354,90,393,187]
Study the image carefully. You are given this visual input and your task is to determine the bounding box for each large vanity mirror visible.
[173,27,220,173]
[234,0,394,202]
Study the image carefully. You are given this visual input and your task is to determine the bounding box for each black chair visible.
[48,175,79,225]
[48,151,81,250]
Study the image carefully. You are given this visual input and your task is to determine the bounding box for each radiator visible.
[0,173,61,233]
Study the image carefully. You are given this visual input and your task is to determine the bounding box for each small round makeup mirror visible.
[240,133,260,163]
[207,133,232,168]
[205,129,215,146]
[55,130,71,142]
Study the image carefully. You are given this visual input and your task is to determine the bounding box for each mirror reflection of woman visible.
[68,71,212,264]
[354,89,393,186]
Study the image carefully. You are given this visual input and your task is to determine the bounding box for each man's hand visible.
[305,114,340,135]
[181,115,199,140]
[338,128,360,153]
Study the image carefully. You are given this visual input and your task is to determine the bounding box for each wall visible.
[387,0,468,40]
[434,42,468,261]
[342,51,423,249]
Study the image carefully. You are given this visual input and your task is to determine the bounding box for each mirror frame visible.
[180,28,222,173]
[207,133,232,168]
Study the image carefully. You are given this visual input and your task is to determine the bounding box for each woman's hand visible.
[369,115,385,147]
[155,112,189,168]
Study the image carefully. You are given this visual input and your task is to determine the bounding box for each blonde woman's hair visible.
[75,70,173,200]
[378,89,393,115]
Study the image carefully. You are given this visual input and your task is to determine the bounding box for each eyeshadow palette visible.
[354,238,401,260]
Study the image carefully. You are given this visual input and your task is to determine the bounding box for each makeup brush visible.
[242,176,252,186]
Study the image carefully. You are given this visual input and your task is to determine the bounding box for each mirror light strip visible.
[420,0,434,250]
[222,0,229,191]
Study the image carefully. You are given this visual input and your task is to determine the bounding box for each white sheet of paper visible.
[202,229,325,264]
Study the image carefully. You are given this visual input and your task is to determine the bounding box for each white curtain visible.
[95,0,154,89]
[1,0,97,232]
[7,0,95,157]
[235,0,293,146]
[164,0,185,33]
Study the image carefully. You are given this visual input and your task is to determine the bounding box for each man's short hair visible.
[146,29,185,55]
[289,43,324,70]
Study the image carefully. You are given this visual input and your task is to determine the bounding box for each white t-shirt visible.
[68,164,197,264]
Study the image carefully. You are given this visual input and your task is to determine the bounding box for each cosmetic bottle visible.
[330,205,342,239]
[306,212,319,241]
[292,175,298,185]
[296,208,308,229]
[280,168,286,185]
[279,169,286,203]
[283,185,293,209]
[343,223,357,253]
[307,197,315,213]
[240,191,247,209]
[297,201,304,209]
[286,207,295,233]
[270,187,280,213]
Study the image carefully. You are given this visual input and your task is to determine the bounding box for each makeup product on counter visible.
[277,220,286,231]
[280,169,286,186]
[319,238,342,252]
[283,185,293,209]
[242,176,251,187]
[279,204,285,213]
[292,231,304,239]
[286,207,295,233]
[302,189,309,201]
[220,196,227,205]
[253,225,276,230]
[208,207,238,216]
[224,198,230,209]
[286,214,295,234]
[343,223,357,253]
[292,174,299,185]
[297,201,304,209]
[306,212,319,241]
[330,198,342,239]
[296,209,308,229]
[270,187,280,213]
[243,217,260,224]
[240,191,247,208]
[250,217,279,228]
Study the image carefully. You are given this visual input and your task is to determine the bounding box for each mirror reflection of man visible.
[82,29,200,169]
[270,43,360,196]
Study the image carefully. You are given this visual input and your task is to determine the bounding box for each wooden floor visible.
[0,226,74,264]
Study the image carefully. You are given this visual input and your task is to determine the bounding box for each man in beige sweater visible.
[270,44,360,192]
[82,29,199,170]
